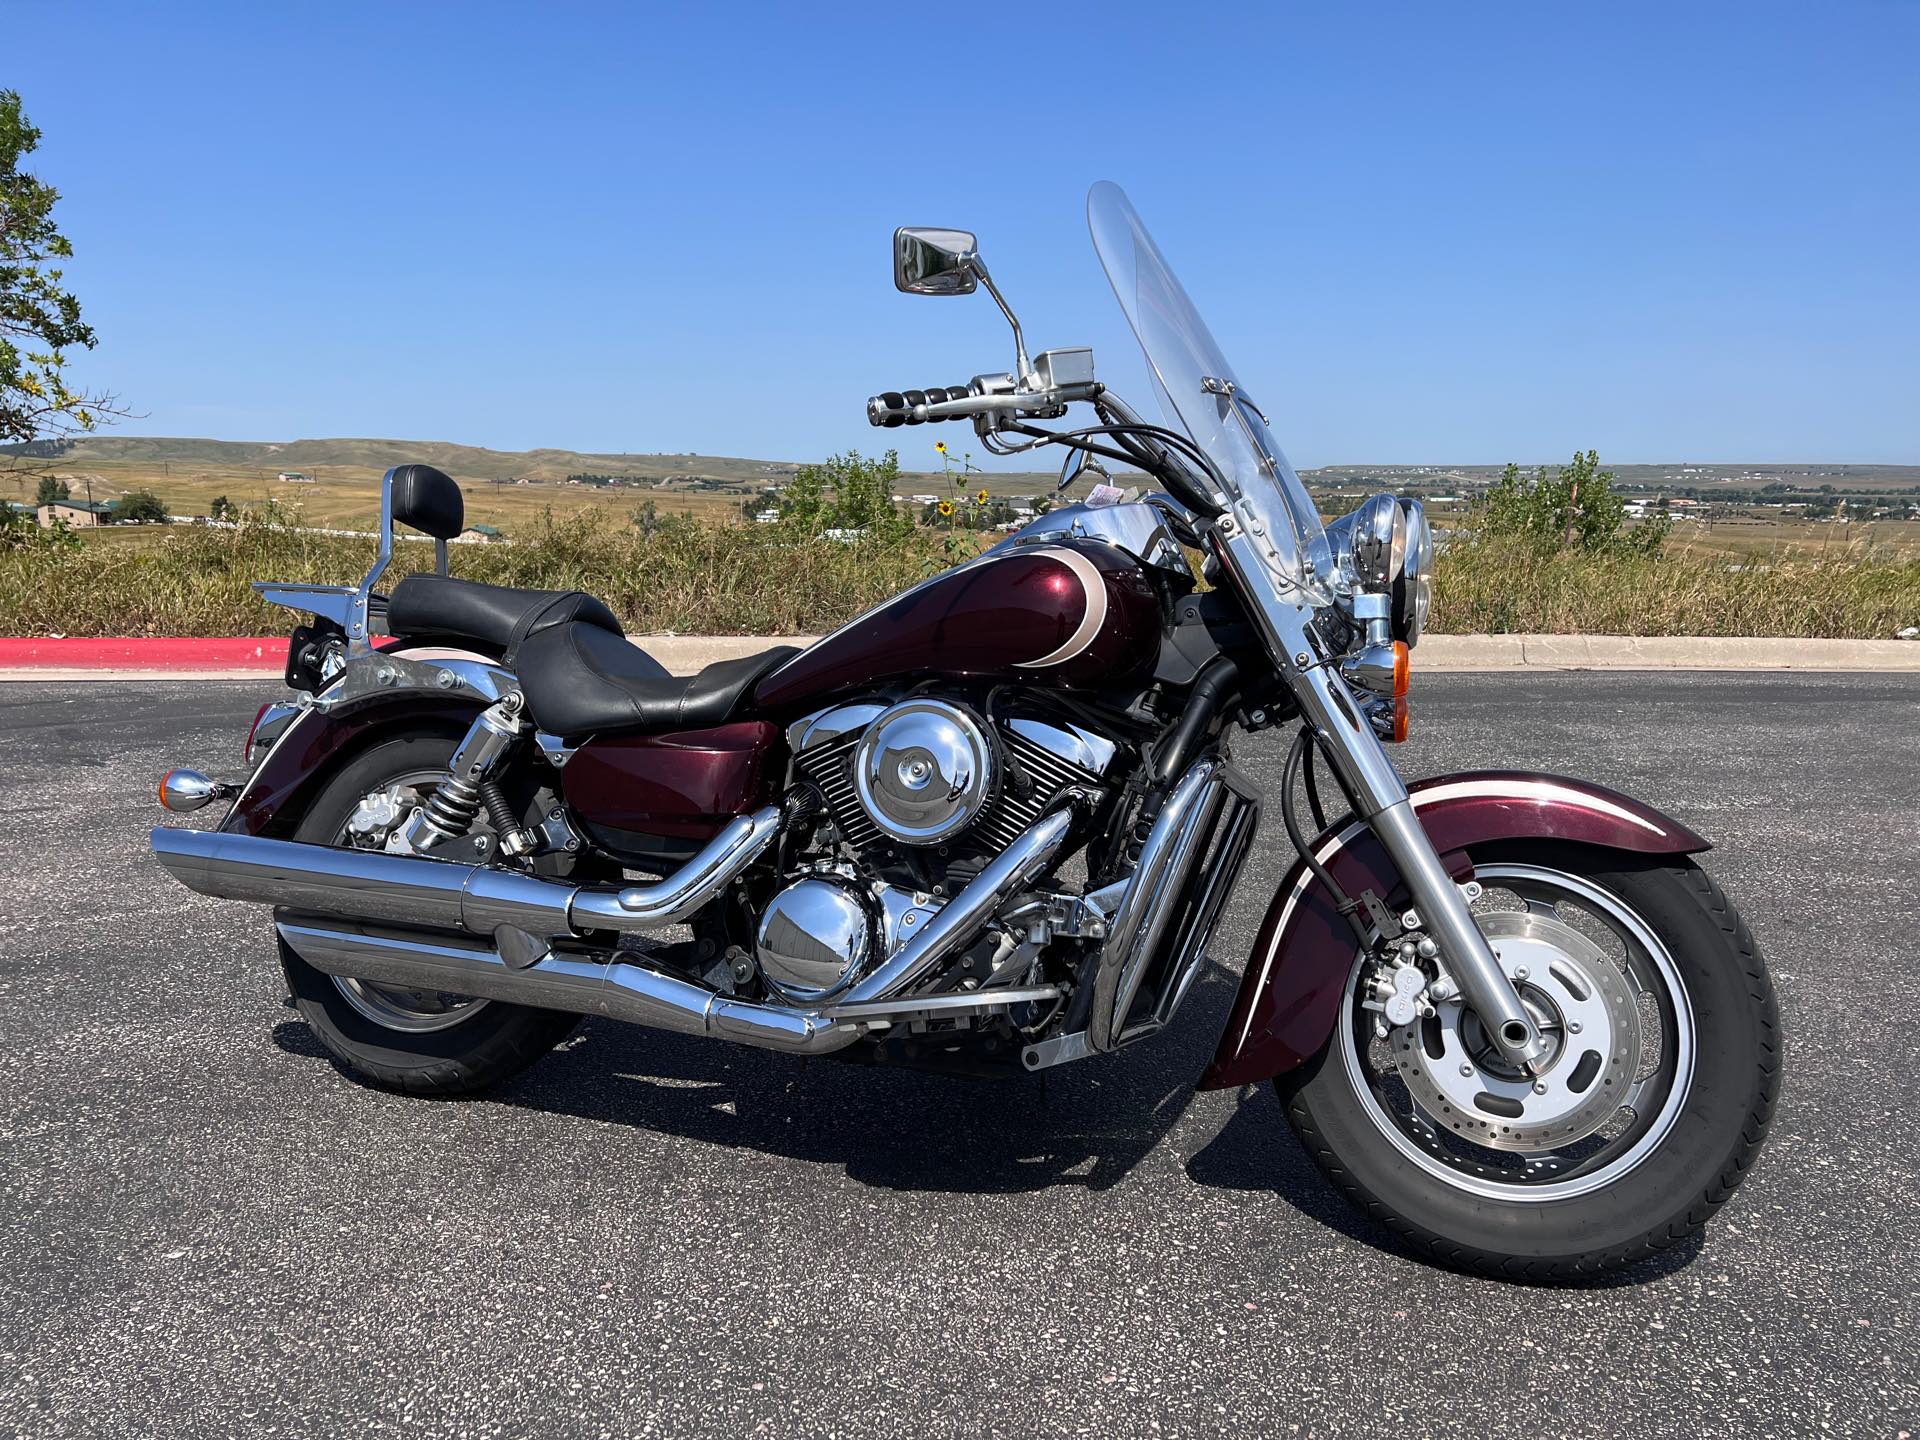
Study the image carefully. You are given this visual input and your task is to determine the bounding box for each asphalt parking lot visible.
[0,673,1912,1439]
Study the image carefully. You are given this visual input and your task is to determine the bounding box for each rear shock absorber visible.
[401,693,528,853]
[480,776,535,857]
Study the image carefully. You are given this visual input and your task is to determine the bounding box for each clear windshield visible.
[1087,181,1334,602]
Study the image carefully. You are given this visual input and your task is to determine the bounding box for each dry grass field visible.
[3,460,762,533]
[1659,516,1920,561]
[5,439,1916,640]
[0,436,1066,538]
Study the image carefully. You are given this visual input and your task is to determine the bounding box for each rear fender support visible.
[1198,770,1710,1090]
[221,645,494,838]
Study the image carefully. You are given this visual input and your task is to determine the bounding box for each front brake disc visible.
[1392,910,1642,1152]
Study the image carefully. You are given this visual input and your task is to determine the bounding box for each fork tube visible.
[1214,528,1551,1071]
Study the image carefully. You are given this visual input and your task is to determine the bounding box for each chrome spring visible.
[417,775,483,838]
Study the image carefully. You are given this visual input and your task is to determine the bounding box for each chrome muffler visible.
[274,915,858,1055]
[149,806,784,939]
[153,802,1078,1059]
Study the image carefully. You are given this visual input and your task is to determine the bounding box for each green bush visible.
[1475,450,1669,555]
[110,488,169,524]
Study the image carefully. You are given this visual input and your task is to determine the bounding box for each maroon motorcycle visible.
[151,184,1777,1278]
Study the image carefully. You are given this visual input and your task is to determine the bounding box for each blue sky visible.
[13,2,1917,467]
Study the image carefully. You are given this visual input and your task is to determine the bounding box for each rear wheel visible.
[279,733,578,1095]
[1279,841,1779,1280]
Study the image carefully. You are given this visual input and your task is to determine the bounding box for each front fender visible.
[1197,770,1710,1090]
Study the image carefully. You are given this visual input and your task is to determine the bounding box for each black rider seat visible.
[514,622,799,739]
[387,574,796,738]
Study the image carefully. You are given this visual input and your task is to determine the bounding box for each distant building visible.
[276,471,314,483]
[39,500,113,528]
[462,523,504,544]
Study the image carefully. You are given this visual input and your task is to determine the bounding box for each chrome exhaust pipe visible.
[274,915,859,1055]
[275,915,1068,1058]
[161,802,1076,1060]
[836,807,1076,1004]
[149,805,783,940]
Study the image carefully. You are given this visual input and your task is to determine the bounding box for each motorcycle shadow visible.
[1183,1081,1707,1286]
[270,973,1703,1281]
[275,966,1245,1196]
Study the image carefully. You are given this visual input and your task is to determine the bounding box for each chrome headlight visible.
[1329,493,1431,648]
[1330,493,1401,590]
[1394,498,1432,647]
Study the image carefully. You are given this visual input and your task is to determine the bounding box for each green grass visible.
[3,512,1917,639]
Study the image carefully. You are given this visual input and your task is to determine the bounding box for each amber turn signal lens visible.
[1392,641,1409,697]
[158,768,224,812]
[1391,694,1410,743]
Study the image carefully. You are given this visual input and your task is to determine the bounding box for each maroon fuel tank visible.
[752,542,1163,714]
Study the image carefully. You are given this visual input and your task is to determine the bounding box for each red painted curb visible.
[0,636,288,671]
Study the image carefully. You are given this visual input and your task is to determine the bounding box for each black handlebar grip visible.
[865,384,974,427]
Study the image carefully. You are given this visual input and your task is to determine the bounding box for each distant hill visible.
[6,436,1912,499]
[0,435,1066,491]
[2,435,806,486]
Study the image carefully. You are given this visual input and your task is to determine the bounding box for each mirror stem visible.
[968,255,1031,385]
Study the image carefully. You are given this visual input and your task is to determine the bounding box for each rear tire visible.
[1278,842,1780,1280]
[279,733,578,1096]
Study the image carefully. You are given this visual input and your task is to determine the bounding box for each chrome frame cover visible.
[992,498,1191,579]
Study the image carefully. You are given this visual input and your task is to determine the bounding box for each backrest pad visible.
[388,463,465,540]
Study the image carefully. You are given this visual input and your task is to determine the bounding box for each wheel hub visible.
[1392,910,1641,1152]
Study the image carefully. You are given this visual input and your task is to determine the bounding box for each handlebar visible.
[866,385,977,428]
[866,378,1103,429]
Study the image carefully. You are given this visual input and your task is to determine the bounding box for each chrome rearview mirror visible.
[893,225,1036,386]
[894,227,979,295]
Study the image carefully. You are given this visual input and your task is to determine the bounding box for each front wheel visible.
[1279,841,1779,1280]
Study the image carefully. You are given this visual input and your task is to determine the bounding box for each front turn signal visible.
[1391,694,1410,743]
[1392,640,1409,697]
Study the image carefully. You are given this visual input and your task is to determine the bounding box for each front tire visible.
[279,733,578,1096]
[1279,842,1780,1280]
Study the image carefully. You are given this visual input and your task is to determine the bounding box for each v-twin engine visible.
[791,698,1119,857]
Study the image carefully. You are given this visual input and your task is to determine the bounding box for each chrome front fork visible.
[1220,530,1551,1072]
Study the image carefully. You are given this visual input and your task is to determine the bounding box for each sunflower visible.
[975,488,990,505]
[934,441,947,454]
[937,500,954,517]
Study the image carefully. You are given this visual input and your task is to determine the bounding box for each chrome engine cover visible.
[792,700,1117,854]
[852,699,997,846]
[754,877,873,1003]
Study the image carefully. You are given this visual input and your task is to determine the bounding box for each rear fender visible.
[220,644,492,837]
[1198,770,1710,1090]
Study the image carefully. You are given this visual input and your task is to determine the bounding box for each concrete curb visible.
[1,632,1914,681]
